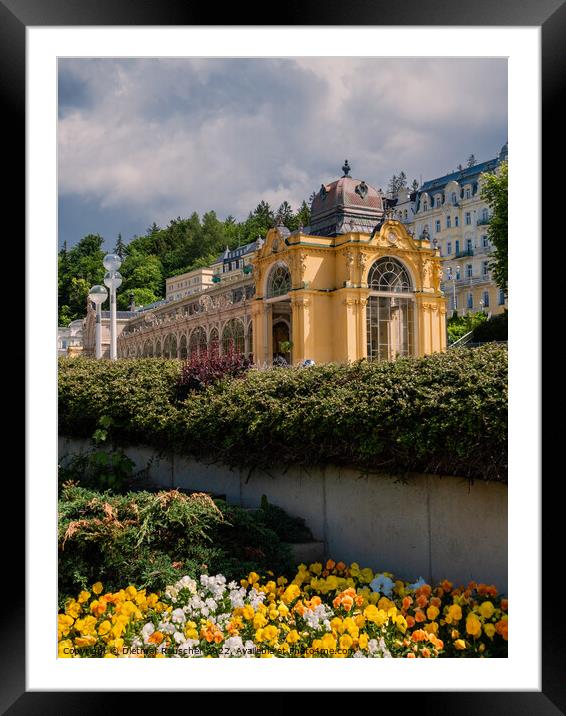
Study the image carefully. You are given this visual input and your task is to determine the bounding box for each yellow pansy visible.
[242,605,255,620]
[277,603,289,617]
[349,563,361,577]
[447,604,462,622]
[286,630,300,644]
[320,634,337,651]
[92,582,103,595]
[282,584,301,604]
[479,601,495,619]
[263,625,279,641]
[427,605,440,621]
[98,620,112,636]
[466,613,482,638]
[483,623,496,639]
[253,613,267,629]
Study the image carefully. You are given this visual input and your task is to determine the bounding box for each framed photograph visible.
[9,0,556,707]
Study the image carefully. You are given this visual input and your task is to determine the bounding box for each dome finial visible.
[342,159,351,177]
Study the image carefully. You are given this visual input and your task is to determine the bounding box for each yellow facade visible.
[251,218,446,365]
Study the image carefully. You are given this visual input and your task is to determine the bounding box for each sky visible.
[58,57,507,250]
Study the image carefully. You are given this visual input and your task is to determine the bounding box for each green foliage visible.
[59,450,136,493]
[255,497,313,543]
[59,197,314,325]
[472,310,507,342]
[447,312,488,344]
[59,346,508,482]
[481,160,508,293]
[58,234,105,324]
[58,485,293,604]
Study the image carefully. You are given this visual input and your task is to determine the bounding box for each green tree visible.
[114,233,126,258]
[275,201,294,227]
[387,171,407,194]
[481,160,508,293]
[58,234,105,323]
[117,287,159,311]
[411,179,419,191]
[295,200,311,228]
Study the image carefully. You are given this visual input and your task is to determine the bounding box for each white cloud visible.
[58,57,507,235]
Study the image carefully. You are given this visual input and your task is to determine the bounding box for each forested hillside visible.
[58,199,310,325]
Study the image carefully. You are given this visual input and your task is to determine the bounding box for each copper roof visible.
[310,176,384,237]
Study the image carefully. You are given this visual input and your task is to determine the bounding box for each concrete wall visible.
[59,436,507,592]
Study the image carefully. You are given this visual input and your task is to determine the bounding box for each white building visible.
[58,319,84,356]
[410,143,508,316]
[165,267,214,302]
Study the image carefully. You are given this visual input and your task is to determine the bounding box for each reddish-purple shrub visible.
[177,341,252,396]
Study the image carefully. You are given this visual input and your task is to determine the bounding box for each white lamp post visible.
[445,266,460,316]
[88,284,108,359]
[103,253,123,360]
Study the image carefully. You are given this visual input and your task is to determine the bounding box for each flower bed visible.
[59,561,508,658]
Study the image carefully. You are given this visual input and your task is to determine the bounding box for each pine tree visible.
[411,179,419,191]
[387,172,408,195]
[296,200,311,228]
[114,233,126,258]
[275,201,294,226]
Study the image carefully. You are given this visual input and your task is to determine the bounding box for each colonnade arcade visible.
[117,292,254,360]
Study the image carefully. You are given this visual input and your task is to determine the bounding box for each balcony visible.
[455,248,474,258]
[476,217,491,226]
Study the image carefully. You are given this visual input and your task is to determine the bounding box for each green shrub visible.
[472,310,507,342]
[58,484,293,605]
[447,311,488,344]
[59,346,507,482]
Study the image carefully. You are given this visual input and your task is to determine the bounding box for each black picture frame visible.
[8,0,558,709]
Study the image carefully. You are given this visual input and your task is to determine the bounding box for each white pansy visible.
[369,574,394,596]
[141,622,155,644]
[176,576,197,593]
[407,577,427,591]
[171,608,186,624]
[165,585,179,602]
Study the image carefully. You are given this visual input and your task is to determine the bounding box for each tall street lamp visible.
[445,265,460,316]
[88,284,108,359]
[103,253,123,360]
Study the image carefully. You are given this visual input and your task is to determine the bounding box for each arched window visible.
[143,340,152,357]
[367,258,412,293]
[222,319,245,354]
[366,258,414,362]
[267,263,291,298]
[154,339,161,357]
[209,327,220,355]
[189,327,207,357]
[179,334,188,360]
[163,334,177,358]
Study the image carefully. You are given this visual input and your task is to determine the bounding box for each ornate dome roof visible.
[309,161,384,237]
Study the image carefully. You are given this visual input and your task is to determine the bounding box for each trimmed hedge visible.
[59,345,507,482]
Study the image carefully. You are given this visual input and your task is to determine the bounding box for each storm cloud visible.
[58,57,507,248]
